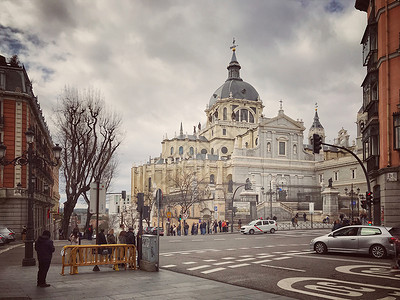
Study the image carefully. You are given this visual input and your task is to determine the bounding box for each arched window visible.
[249,112,254,123]
[245,142,248,148]
[201,149,207,154]
[179,146,183,155]
[223,107,227,120]
[170,147,174,155]
[255,138,258,146]
[293,144,297,154]
[267,142,271,152]
[228,179,233,193]
[211,148,214,155]
[210,174,215,184]
[189,147,194,156]
[240,109,248,122]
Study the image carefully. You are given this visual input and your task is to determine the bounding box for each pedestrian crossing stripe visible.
[201,267,226,274]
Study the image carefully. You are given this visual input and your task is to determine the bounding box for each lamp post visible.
[344,185,360,223]
[0,129,61,266]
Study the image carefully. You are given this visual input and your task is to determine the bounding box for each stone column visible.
[322,187,340,219]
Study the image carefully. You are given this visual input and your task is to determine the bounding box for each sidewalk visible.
[0,242,296,300]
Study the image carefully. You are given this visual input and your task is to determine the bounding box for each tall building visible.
[0,55,60,238]
[355,0,400,226]
[132,44,368,230]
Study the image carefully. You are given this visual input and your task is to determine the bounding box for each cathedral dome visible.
[209,48,259,107]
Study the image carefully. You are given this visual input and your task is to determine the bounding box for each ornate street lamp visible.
[0,129,61,266]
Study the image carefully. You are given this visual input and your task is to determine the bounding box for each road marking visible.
[252,246,263,249]
[335,265,400,280]
[203,259,217,262]
[273,251,285,254]
[239,247,250,249]
[287,250,301,252]
[214,238,225,241]
[222,257,236,260]
[256,253,271,256]
[261,264,306,272]
[0,243,23,255]
[182,262,197,265]
[257,255,274,259]
[228,263,250,268]
[236,257,256,262]
[213,261,234,266]
[238,255,253,258]
[272,257,291,261]
[235,237,246,240]
[299,255,391,265]
[191,239,203,242]
[162,265,177,268]
[226,248,236,251]
[252,259,272,264]
[162,254,173,257]
[255,237,266,239]
[201,267,226,274]
[187,265,210,271]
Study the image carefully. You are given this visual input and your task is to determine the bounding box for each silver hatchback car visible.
[310,225,395,259]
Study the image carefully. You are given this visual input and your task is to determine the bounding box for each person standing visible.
[34,230,55,288]
[238,219,242,230]
[21,226,27,241]
[97,228,107,245]
[69,228,80,245]
[125,227,135,246]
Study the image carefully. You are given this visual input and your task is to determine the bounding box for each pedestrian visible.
[173,224,176,236]
[213,220,218,234]
[118,230,127,244]
[125,227,135,246]
[97,228,107,244]
[303,212,307,222]
[177,223,181,236]
[34,230,55,288]
[125,227,136,269]
[69,228,80,245]
[218,220,222,232]
[238,219,242,230]
[184,222,189,236]
[191,223,195,235]
[21,225,27,241]
[107,229,116,244]
[273,215,277,221]
[118,230,127,268]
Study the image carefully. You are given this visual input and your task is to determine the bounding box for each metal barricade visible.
[61,244,136,275]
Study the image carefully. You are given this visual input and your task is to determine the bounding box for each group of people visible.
[167,219,240,236]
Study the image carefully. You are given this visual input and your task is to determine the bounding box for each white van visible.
[240,219,277,234]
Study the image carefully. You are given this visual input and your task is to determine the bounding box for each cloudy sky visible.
[1,0,366,204]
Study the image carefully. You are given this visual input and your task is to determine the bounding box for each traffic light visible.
[137,193,144,212]
[178,215,182,221]
[312,134,323,154]
[121,190,126,200]
[366,191,373,206]
[361,200,367,209]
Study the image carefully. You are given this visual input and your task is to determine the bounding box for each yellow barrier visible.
[61,244,137,275]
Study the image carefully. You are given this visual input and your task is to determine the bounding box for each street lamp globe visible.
[52,144,62,160]
[25,129,35,144]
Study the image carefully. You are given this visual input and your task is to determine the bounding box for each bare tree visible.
[54,87,122,238]
[167,168,209,216]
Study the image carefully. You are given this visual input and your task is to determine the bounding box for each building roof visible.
[209,48,259,107]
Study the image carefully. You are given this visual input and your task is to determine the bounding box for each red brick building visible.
[355,0,400,226]
[0,55,60,238]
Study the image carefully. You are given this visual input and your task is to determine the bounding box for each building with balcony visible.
[355,0,400,226]
[0,55,60,239]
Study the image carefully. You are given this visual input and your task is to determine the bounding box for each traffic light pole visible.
[321,142,372,223]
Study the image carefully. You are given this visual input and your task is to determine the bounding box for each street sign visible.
[183,213,188,220]
[309,202,314,214]
[214,206,218,212]
[166,211,172,218]
[89,182,106,214]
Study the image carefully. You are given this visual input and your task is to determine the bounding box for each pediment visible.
[260,113,305,131]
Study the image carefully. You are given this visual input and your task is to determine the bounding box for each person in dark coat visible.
[97,228,107,244]
[125,227,135,246]
[34,230,55,287]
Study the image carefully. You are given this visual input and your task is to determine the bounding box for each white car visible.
[241,219,277,234]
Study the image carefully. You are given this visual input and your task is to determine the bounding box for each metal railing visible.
[277,221,332,231]
[61,244,136,275]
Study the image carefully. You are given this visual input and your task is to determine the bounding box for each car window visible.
[360,227,381,236]
[262,221,268,225]
[334,227,358,236]
[269,221,274,224]
[255,221,262,226]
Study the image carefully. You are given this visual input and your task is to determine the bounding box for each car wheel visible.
[270,228,276,234]
[370,244,386,259]
[249,229,255,235]
[314,242,327,254]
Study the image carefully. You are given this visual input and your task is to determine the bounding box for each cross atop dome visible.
[230,37,238,52]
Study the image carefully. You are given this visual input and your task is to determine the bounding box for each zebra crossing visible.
[161,247,311,274]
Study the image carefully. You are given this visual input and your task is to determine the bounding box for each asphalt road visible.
[159,230,400,300]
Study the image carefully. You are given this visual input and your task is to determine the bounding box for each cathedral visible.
[131,44,367,230]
